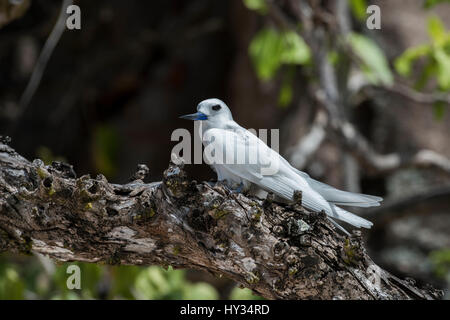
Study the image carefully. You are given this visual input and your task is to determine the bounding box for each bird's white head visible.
[180,98,234,129]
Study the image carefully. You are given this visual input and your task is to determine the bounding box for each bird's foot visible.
[213,181,245,195]
[213,180,227,188]
[233,183,244,194]
[229,182,248,195]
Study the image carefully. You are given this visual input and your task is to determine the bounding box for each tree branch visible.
[16,0,72,120]
[0,138,442,299]
[369,83,450,106]
[312,89,450,176]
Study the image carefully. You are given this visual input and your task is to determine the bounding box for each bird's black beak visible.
[179,112,208,121]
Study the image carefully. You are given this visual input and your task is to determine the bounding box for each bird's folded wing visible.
[203,128,264,181]
[208,129,332,212]
[209,129,374,229]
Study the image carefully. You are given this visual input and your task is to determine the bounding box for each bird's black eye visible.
[212,104,221,111]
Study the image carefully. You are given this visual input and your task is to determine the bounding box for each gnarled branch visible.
[0,138,442,299]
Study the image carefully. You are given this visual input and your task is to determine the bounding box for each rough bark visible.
[0,137,443,300]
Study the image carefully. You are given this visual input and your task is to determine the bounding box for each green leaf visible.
[427,16,447,46]
[109,265,141,299]
[134,267,171,299]
[278,79,293,108]
[0,266,25,299]
[229,287,264,300]
[347,33,394,85]
[433,48,450,90]
[184,282,219,300]
[279,31,311,65]
[395,16,450,90]
[414,60,437,90]
[429,249,450,278]
[349,0,368,21]
[249,28,310,81]
[424,0,450,9]
[249,28,284,80]
[394,45,430,76]
[243,0,267,14]
[278,68,295,108]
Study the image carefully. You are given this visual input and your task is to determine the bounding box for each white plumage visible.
[180,98,382,234]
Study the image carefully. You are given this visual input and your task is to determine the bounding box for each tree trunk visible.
[0,137,442,299]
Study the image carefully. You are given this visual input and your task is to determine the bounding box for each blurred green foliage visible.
[395,16,450,119]
[349,0,368,21]
[35,146,66,165]
[395,16,450,91]
[243,0,267,15]
[0,263,25,299]
[93,124,120,178]
[243,0,311,108]
[248,27,310,107]
[347,32,394,86]
[245,0,449,119]
[229,287,265,300]
[132,266,218,300]
[278,68,295,108]
[249,28,311,82]
[429,249,450,280]
[424,0,450,9]
[0,255,261,300]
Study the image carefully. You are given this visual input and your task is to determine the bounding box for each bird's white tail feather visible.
[328,218,351,236]
[263,173,374,230]
[287,163,383,208]
[330,204,373,229]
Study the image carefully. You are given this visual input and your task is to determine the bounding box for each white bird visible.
[180,98,382,234]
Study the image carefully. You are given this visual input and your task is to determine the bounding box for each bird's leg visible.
[206,179,217,187]
[233,182,245,194]
[213,179,228,189]
[212,180,238,195]
[214,180,246,195]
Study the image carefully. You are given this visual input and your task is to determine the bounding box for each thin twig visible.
[376,83,450,105]
[287,110,328,169]
[17,0,72,117]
